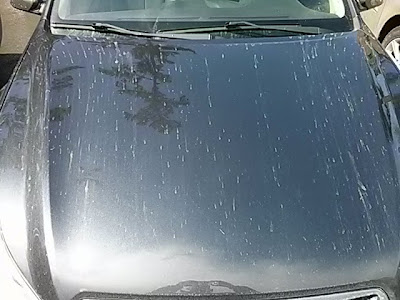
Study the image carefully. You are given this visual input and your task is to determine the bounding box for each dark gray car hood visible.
[1,28,400,300]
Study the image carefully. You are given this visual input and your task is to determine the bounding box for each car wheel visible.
[382,26,400,67]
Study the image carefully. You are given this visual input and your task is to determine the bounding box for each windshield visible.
[52,0,352,33]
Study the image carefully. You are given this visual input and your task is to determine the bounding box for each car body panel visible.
[1,22,400,300]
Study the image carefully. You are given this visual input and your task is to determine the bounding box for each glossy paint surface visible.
[1,24,400,300]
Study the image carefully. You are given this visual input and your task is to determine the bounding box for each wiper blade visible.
[52,22,184,39]
[159,21,329,35]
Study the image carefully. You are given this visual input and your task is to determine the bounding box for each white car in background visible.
[361,0,400,65]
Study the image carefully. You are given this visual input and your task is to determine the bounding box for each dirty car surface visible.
[1,0,400,300]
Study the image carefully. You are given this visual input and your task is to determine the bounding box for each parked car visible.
[362,0,400,64]
[2,0,400,300]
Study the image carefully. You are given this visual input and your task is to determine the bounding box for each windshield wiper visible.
[52,22,184,39]
[158,21,330,35]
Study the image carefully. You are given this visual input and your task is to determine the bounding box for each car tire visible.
[382,26,400,66]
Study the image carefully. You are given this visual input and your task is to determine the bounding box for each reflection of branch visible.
[51,66,84,75]
[99,65,138,78]
[50,106,72,122]
[99,42,194,134]
[123,96,189,133]
[0,96,26,136]
[51,75,73,91]
[51,66,84,91]
[0,96,27,166]
[174,95,190,106]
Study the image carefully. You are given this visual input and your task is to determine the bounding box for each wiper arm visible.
[226,20,279,30]
[52,22,184,39]
[159,21,329,35]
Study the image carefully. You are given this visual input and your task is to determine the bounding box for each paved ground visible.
[0,54,20,88]
[0,0,39,54]
[0,0,39,87]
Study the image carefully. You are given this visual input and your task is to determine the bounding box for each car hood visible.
[1,29,400,300]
